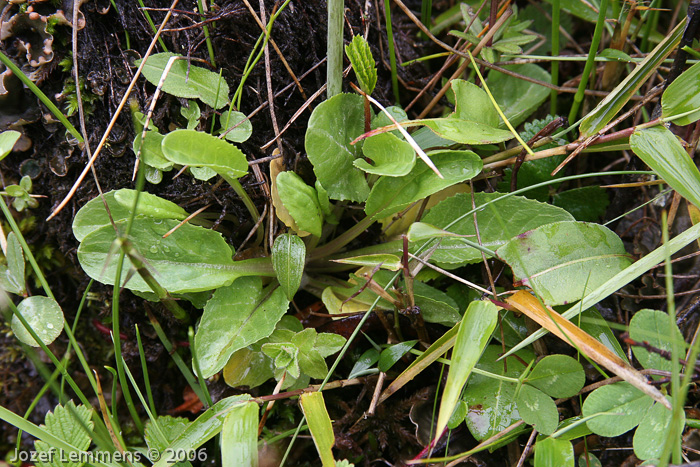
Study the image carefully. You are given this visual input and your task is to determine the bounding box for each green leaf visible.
[161,129,248,180]
[5,185,25,198]
[332,254,402,271]
[134,130,173,170]
[114,189,189,220]
[223,346,274,389]
[497,221,632,306]
[421,193,574,265]
[631,126,700,208]
[300,392,336,467]
[516,384,559,435]
[181,100,201,130]
[412,118,514,145]
[220,110,253,143]
[34,401,93,465]
[413,281,461,327]
[195,277,289,378]
[0,130,20,161]
[534,437,574,467]
[136,52,230,109]
[579,21,684,137]
[12,296,64,347]
[349,348,380,379]
[221,401,258,467]
[552,186,609,222]
[407,222,468,242]
[629,309,684,372]
[1,232,25,295]
[77,218,264,294]
[345,35,377,95]
[355,133,415,177]
[582,382,654,437]
[463,345,534,441]
[633,398,677,461]
[145,415,189,451]
[451,79,498,127]
[526,355,585,398]
[486,64,551,128]
[272,234,306,301]
[437,301,498,439]
[493,310,528,348]
[291,329,328,379]
[153,395,252,467]
[305,93,369,202]
[662,61,700,126]
[262,342,300,379]
[190,166,217,181]
[580,308,629,363]
[365,150,482,218]
[599,48,633,62]
[378,340,418,373]
[276,172,324,237]
[72,190,152,242]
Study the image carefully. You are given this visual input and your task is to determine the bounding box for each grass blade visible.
[300,392,336,467]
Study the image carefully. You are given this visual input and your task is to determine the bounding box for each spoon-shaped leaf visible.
[436,300,498,441]
[272,233,306,300]
[161,129,248,180]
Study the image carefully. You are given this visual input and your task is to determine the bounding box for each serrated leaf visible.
[633,397,678,461]
[306,93,369,202]
[630,126,700,208]
[35,401,93,467]
[12,296,63,347]
[496,221,632,306]
[0,130,20,161]
[437,301,498,439]
[365,150,482,218]
[582,382,654,437]
[276,172,324,237]
[463,345,535,440]
[220,110,253,143]
[579,22,684,137]
[77,218,269,294]
[195,277,288,378]
[526,355,585,398]
[272,233,306,300]
[355,133,415,177]
[534,437,574,467]
[629,309,684,372]
[221,401,258,467]
[114,189,189,220]
[161,129,248,180]
[300,392,336,467]
[516,384,558,435]
[136,52,229,109]
[378,340,418,373]
[421,192,574,265]
[486,64,551,128]
[345,35,377,95]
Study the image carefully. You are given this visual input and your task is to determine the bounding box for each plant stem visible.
[198,0,216,67]
[383,0,400,103]
[568,0,610,122]
[327,0,344,98]
[221,174,264,245]
[550,0,560,114]
[307,214,377,260]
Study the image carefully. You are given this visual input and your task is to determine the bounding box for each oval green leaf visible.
[451,79,499,127]
[276,172,324,237]
[161,129,248,180]
[486,64,551,128]
[496,221,633,306]
[534,437,574,467]
[220,110,253,143]
[355,132,415,177]
[114,189,189,220]
[526,355,585,398]
[436,300,498,439]
[136,52,230,109]
[582,382,654,437]
[305,93,369,202]
[272,233,306,301]
[629,309,684,372]
[413,118,514,145]
[421,193,574,265]
[0,130,20,161]
[12,296,64,347]
[633,398,677,461]
[365,150,482,218]
[133,130,173,170]
[516,384,559,435]
[630,126,700,208]
[195,277,289,378]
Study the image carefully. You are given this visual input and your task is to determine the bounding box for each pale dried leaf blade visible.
[505,291,671,409]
